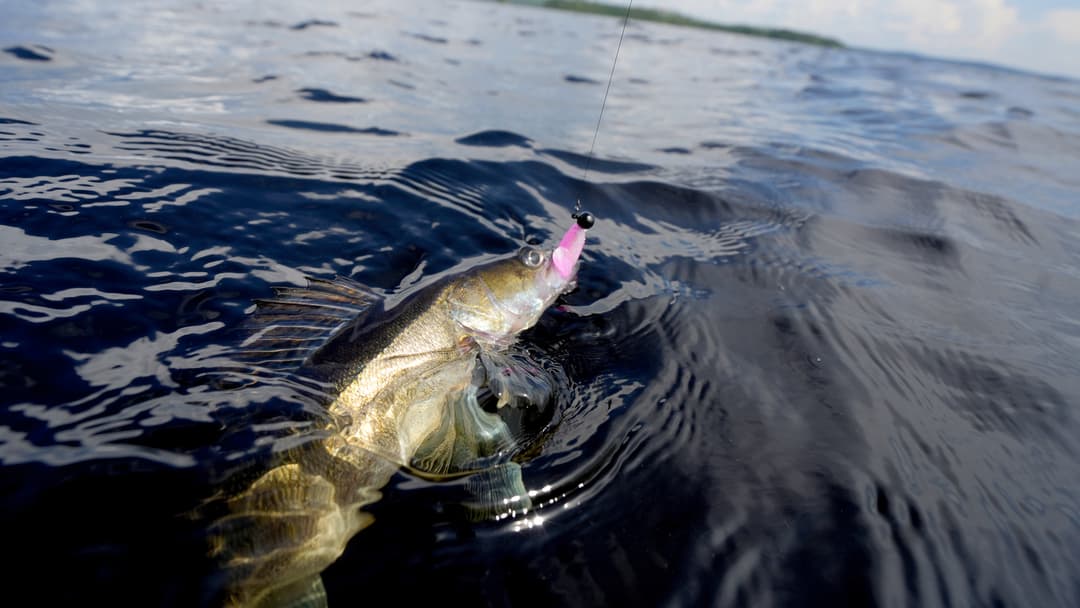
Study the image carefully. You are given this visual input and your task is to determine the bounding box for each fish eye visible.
[518,246,545,268]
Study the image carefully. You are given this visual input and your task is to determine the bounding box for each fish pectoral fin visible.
[410,384,516,476]
[463,461,532,521]
[253,574,327,608]
[479,350,553,410]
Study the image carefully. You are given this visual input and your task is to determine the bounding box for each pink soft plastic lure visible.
[552,211,594,280]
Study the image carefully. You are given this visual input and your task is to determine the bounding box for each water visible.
[3,0,1080,606]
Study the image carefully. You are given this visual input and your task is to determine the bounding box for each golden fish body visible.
[207,238,586,608]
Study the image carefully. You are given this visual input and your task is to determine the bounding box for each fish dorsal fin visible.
[237,276,380,372]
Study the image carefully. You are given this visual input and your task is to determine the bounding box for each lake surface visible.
[3,0,1080,606]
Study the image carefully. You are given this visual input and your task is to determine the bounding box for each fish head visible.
[449,221,588,345]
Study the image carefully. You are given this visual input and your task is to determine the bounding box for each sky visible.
[635,0,1080,80]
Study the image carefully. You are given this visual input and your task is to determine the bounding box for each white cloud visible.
[974,0,1019,43]
[873,0,1019,57]
[1042,9,1080,45]
[637,0,1079,79]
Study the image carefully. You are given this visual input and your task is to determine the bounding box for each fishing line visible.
[576,0,633,215]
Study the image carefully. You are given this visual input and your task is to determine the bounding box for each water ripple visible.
[2,1,1080,605]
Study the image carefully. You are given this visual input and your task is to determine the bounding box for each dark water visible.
[3,0,1080,606]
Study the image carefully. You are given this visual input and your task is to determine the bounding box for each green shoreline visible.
[498,0,845,48]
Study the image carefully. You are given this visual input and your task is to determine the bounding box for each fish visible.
[200,214,593,608]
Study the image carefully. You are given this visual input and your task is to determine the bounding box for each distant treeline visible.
[502,0,845,48]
